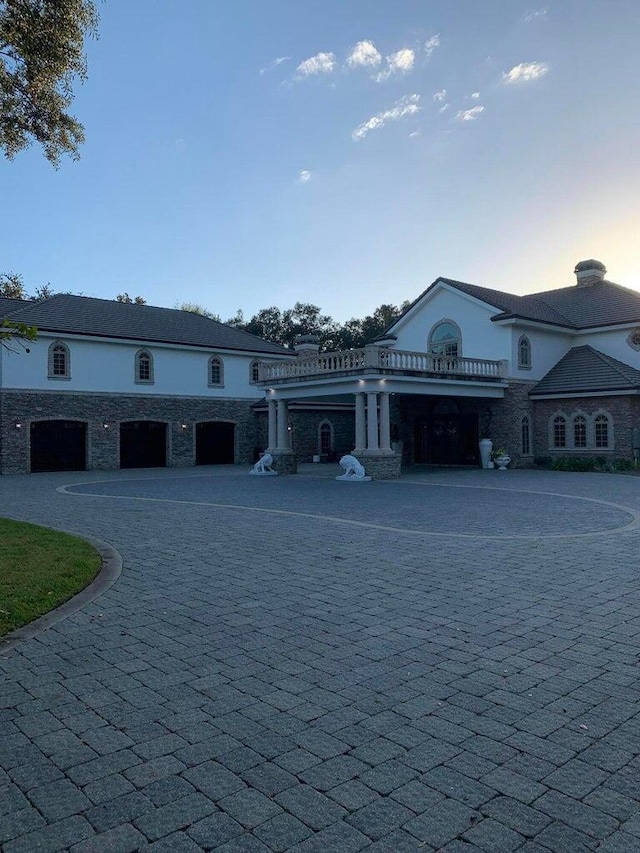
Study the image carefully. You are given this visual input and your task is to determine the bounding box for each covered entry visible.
[120,421,167,468]
[196,421,235,465]
[414,399,480,465]
[30,420,87,473]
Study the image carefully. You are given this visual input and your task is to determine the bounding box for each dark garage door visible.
[30,420,87,473]
[196,421,235,465]
[120,421,167,469]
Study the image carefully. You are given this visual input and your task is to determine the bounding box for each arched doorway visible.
[415,399,479,465]
[120,421,167,468]
[30,421,87,473]
[196,421,235,465]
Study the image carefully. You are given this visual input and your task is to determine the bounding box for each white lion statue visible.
[250,453,276,475]
[336,454,370,481]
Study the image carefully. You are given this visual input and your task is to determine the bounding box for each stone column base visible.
[356,452,401,480]
[270,451,298,474]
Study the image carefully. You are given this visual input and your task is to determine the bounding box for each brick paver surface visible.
[2,465,640,852]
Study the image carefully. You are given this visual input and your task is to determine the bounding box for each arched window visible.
[552,415,566,448]
[250,360,260,383]
[594,413,611,449]
[135,349,154,383]
[319,420,333,455]
[573,415,587,448]
[521,416,531,455]
[209,356,224,386]
[428,320,461,359]
[48,341,70,379]
[518,335,532,369]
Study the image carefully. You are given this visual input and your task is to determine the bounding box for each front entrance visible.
[30,420,87,473]
[196,421,235,465]
[120,421,167,469]
[414,401,479,465]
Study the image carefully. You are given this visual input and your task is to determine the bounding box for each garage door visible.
[120,421,167,469]
[196,421,235,465]
[30,421,87,473]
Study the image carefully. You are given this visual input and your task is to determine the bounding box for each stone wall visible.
[532,395,640,461]
[255,409,355,463]
[485,381,536,467]
[357,453,402,480]
[0,390,258,474]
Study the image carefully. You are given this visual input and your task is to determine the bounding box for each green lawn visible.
[0,518,101,636]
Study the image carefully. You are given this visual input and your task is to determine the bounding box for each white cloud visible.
[456,105,485,121]
[439,103,450,113]
[502,61,549,83]
[347,40,382,68]
[524,8,547,22]
[352,94,420,140]
[297,170,312,183]
[409,130,421,138]
[471,92,480,99]
[374,48,415,81]
[296,52,336,78]
[433,89,447,102]
[424,34,440,59]
[260,56,290,75]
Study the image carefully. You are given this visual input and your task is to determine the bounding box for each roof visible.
[385,275,640,334]
[0,297,30,317]
[530,345,640,396]
[1,294,289,355]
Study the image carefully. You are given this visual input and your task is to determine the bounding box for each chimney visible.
[574,259,607,287]
[293,334,320,357]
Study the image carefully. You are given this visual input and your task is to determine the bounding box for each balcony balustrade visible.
[258,346,506,384]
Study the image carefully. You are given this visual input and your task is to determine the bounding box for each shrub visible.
[550,456,598,472]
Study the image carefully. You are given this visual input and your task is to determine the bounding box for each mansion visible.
[1,259,640,478]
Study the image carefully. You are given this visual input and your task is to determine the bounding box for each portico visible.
[258,345,508,477]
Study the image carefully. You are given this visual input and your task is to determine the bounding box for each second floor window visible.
[48,341,70,379]
[518,335,532,369]
[209,356,224,386]
[135,349,154,383]
[429,320,461,359]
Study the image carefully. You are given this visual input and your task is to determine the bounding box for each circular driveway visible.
[2,466,640,852]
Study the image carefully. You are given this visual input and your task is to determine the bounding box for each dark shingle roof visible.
[388,275,640,334]
[530,345,640,396]
[2,294,288,355]
[0,297,30,317]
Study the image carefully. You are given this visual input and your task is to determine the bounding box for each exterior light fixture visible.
[103,422,110,429]
[15,422,23,429]
[181,423,188,430]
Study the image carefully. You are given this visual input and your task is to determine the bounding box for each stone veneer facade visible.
[0,391,259,474]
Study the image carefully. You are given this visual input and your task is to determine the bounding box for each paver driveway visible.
[2,465,640,853]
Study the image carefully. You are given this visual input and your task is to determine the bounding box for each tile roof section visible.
[530,345,640,396]
[0,297,30,317]
[1,294,289,355]
[388,276,640,335]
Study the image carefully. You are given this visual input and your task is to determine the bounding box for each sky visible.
[2,0,640,322]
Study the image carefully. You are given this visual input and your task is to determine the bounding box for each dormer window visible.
[518,335,532,369]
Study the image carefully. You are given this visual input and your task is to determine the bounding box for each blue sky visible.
[2,0,639,321]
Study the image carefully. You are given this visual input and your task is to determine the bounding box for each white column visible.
[354,393,366,453]
[277,400,289,450]
[267,399,277,451]
[366,392,379,452]
[379,392,391,452]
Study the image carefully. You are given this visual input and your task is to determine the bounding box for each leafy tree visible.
[0,271,27,299]
[116,293,146,305]
[177,302,221,321]
[0,0,99,166]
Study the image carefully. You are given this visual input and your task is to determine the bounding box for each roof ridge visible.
[583,344,640,382]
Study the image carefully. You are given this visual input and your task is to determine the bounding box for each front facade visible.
[2,259,640,477]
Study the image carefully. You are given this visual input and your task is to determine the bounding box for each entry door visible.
[120,421,167,468]
[30,421,87,472]
[415,413,479,465]
[196,422,235,465]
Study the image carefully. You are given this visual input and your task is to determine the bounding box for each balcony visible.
[258,346,507,386]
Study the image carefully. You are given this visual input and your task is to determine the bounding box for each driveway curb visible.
[0,531,122,654]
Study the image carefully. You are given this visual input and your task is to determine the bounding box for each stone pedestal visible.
[270,451,297,475]
[356,452,401,480]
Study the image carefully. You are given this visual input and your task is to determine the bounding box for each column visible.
[267,399,277,451]
[379,392,391,452]
[277,400,289,450]
[354,393,366,452]
[366,392,379,452]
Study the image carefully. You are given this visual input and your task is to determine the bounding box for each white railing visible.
[258,346,505,383]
